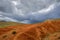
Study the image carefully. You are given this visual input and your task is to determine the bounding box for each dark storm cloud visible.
[0,0,60,24]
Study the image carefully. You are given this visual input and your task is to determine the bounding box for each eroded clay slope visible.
[0,19,60,40]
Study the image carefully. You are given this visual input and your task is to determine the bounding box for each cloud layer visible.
[0,0,60,24]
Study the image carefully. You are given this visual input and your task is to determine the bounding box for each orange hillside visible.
[0,19,60,40]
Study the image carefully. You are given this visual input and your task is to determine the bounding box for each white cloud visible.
[31,3,55,15]
[38,4,55,14]
[11,1,18,5]
[0,16,18,22]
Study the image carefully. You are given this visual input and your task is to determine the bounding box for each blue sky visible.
[0,0,60,24]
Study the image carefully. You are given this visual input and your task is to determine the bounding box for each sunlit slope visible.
[13,19,60,40]
[0,21,31,35]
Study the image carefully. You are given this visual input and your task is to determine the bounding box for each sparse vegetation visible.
[0,21,25,28]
